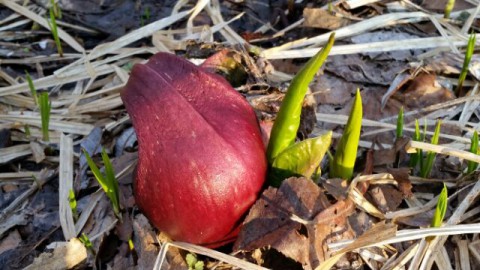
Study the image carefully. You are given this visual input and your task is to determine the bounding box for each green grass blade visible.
[467,131,479,174]
[420,120,441,178]
[50,0,62,18]
[266,33,335,163]
[38,92,51,142]
[270,131,332,186]
[48,8,63,57]
[431,184,448,227]
[443,0,455,19]
[456,32,476,96]
[25,71,38,104]
[396,106,404,138]
[83,148,122,219]
[410,119,421,168]
[101,148,121,217]
[79,233,96,255]
[83,149,107,191]
[330,89,362,180]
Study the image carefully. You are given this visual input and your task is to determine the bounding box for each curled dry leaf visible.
[234,177,355,270]
[303,8,351,30]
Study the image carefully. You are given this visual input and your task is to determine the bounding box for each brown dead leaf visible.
[234,177,355,270]
[132,214,159,270]
[0,229,21,255]
[387,167,413,197]
[311,73,358,106]
[322,178,349,201]
[303,9,351,30]
[401,73,455,108]
[368,185,403,213]
[23,238,87,270]
[326,55,405,85]
[373,137,410,167]
[421,0,474,12]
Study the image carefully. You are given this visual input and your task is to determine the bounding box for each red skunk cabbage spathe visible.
[121,52,267,247]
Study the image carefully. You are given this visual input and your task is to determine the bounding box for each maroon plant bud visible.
[121,52,267,247]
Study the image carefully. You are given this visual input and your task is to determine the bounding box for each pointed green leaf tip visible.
[431,184,448,228]
[266,33,335,163]
[420,120,441,178]
[330,89,362,180]
[396,106,404,138]
[270,131,332,186]
[467,131,479,174]
[83,148,121,219]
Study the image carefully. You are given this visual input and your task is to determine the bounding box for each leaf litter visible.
[1,0,480,269]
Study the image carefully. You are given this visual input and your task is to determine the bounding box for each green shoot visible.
[79,233,96,255]
[47,7,63,57]
[50,0,62,19]
[410,119,422,168]
[38,92,51,142]
[83,148,121,220]
[456,32,476,96]
[396,106,404,138]
[69,189,78,221]
[266,33,335,164]
[186,253,204,270]
[394,106,404,167]
[128,238,135,251]
[327,1,333,13]
[420,120,442,178]
[444,0,455,19]
[270,131,332,186]
[467,131,479,174]
[25,71,38,104]
[431,184,448,228]
[330,89,362,180]
[140,6,151,26]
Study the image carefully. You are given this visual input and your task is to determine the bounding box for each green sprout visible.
[396,106,404,138]
[467,131,479,174]
[410,119,422,168]
[394,106,404,167]
[79,233,96,255]
[140,6,151,26]
[330,89,362,180]
[83,148,121,220]
[444,0,455,19]
[39,92,51,142]
[456,33,476,96]
[25,71,38,104]
[420,120,442,178]
[266,33,335,164]
[69,189,78,221]
[50,0,62,19]
[431,184,448,228]
[186,253,204,270]
[270,131,332,186]
[128,238,135,251]
[47,7,63,57]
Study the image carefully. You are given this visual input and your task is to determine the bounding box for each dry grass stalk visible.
[1,0,84,53]
[154,241,269,270]
[59,134,76,240]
